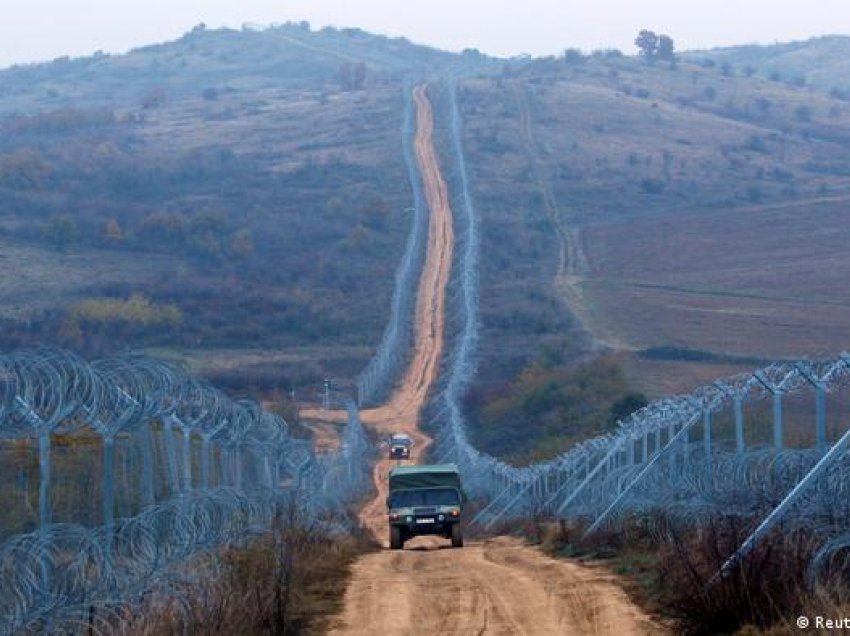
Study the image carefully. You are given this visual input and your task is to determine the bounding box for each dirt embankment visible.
[307,85,662,635]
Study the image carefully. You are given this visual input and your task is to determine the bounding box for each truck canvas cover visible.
[389,463,461,490]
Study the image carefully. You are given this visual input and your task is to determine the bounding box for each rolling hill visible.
[447,48,850,458]
[0,23,493,398]
[688,35,850,95]
[4,24,850,460]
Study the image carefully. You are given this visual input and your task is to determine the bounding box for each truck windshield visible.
[390,488,460,507]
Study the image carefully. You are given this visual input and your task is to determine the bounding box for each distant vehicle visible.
[387,463,464,550]
[388,433,412,459]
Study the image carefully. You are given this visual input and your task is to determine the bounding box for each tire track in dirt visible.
[511,81,632,353]
[307,84,662,635]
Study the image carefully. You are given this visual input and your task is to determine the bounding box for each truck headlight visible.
[438,514,445,521]
[406,516,413,523]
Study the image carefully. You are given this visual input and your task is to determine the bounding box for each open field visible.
[582,196,850,361]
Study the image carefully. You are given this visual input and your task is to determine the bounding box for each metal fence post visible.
[797,364,828,453]
[735,396,745,453]
[668,422,676,482]
[38,429,51,531]
[201,434,211,489]
[181,425,192,493]
[103,434,115,552]
[162,417,180,496]
[773,390,783,450]
[755,372,787,450]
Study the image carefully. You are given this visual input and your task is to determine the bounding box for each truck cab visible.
[387,463,464,549]
[388,433,412,460]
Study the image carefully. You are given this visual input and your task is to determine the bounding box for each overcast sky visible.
[2,0,849,69]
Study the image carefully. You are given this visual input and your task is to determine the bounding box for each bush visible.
[656,519,815,634]
[743,134,768,153]
[564,48,585,64]
[123,507,376,634]
[640,178,666,194]
[795,105,813,122]
[547,514,840,635]
[465,356,643,462]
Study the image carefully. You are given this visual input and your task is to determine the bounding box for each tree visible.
[103,218,124,242]
[635,30,659,61]
[337,63,353,91]
[230,229,254,259]
[338,62,367,91]
[353,61,367,90]
[0,148,51,190]
[564,48,584,64]
[141,86,166,109]
[43,215,75,252]
[657,34,675,62]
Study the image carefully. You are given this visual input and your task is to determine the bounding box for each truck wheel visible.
[451,524,463,548]
[390,526,404,550]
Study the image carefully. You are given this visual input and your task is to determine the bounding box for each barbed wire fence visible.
[0,78,426,632]
[0,349,371,634]
[420,78,850,584]
[356,80,428,407]
[7,77,850,630]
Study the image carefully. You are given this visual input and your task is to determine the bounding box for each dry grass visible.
[540,515,850,635]
[122,508,377,635]
[581,197,850,360]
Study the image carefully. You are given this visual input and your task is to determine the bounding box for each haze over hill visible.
[3,22,850,458]
[0,24,493,396]
[690,35,850,94]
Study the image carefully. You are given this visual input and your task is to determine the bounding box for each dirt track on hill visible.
[307,85,660,635]
[511,82,631,354]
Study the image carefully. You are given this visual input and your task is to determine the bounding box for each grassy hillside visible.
[450,47,850,456]
[6,25,850,460]
[0,22,480,114]
[688,35,850,95]
[0,23,498,398]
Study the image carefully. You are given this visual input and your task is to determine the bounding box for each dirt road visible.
[331,535,658,635]
[300,84,450,539]
[307,85,660,635]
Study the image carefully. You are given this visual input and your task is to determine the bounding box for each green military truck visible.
[387,463,464,550]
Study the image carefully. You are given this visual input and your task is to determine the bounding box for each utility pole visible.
[322,379,331,411]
